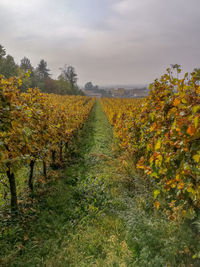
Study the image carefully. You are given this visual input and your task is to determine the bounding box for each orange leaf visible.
[173,99,181,106]
[186,125,195,136]
[154,200,160,210]
[177,181,184,190]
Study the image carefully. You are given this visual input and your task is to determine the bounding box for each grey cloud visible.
[0,0,200,85]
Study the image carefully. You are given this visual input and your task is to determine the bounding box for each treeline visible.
[0,44,84,95]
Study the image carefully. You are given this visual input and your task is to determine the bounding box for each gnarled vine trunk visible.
[6,164,18,212]
[29,160,35,192]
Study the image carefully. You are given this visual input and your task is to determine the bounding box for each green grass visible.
[1,100,199,266]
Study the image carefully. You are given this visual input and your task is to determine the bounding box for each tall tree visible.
[85,82,93,90]
[1,55,18,78]
[59,65,78,91]
[20,57,33,73]
[37,59,50,81]
[0,45,6,76]
[0,45,18,78]
[0,44,6,59]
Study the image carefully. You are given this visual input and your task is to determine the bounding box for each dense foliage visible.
[101,68,200,218]
[0,75,94,212]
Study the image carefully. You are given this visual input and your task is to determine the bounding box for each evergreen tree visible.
[37,59,50,81]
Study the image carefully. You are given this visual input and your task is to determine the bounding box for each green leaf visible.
[154,189,160,199]
[194,116,198,128]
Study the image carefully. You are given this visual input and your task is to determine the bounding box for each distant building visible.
[112,88,125,97]
[126,88,148,98]
[111,87,148,98]
[83,90,102,98]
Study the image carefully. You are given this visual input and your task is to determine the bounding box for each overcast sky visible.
[0,0,200,86]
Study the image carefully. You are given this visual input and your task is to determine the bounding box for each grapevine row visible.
[101,69,200,217]
[0,76,95,212]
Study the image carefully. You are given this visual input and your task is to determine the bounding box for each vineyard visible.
[0,70,200,266]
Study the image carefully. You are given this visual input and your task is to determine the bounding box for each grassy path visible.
[1,101,133,266]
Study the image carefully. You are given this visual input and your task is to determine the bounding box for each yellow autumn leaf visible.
[150,156,154,163]
[187,186,194,194]
[155,139,161,150]
[175,174,180,181]
[171,182,176,188]
[154,189,160,199]
[181,98,187,104]
[194,116,198,128]
[192,105,200,113]
[150,122,156,132]
[193,154,200,163]
[151,172,158,178]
